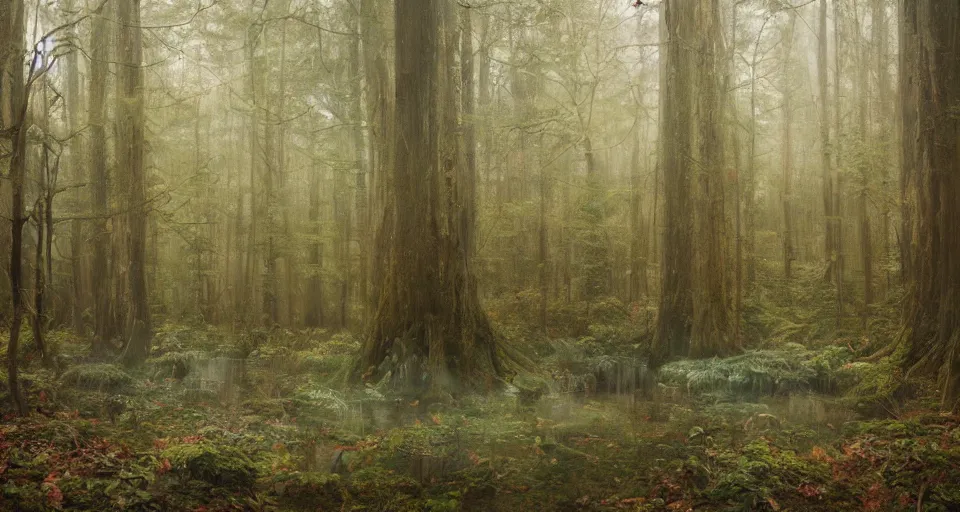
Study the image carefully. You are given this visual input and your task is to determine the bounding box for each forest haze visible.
[1,0,959,510]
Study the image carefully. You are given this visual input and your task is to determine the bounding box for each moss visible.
[60,364,134,392]
[160,441,257,488]
[844,357,909,416]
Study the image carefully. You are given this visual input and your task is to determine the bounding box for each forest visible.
[0,0,959,510]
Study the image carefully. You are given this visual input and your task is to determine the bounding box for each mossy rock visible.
[60,364,134,392]
[161,442,257,488]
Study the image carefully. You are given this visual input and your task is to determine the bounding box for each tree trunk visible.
[351,15,369,325]
[898,0,917,288]
[656,0,732,361]
[359,0,501,393]
[117,0,151,365]
[88,2,113,353]
[872,0,891,297]
[629,132,648,302]
[853,1,873,316]
[901,2,960,409]
[745,15,761,288]
[538,136,549,332]
[3,0,27,414]
[781,10,796,280]
[819,0,836,283]
[655,0,695,361]
[64,0,86,332]
[689,0,731,357]
[305,156,326,328]
[245,16,261,325]
[461,5,477,260]
[360,0,392,315]
[833,0,845,325]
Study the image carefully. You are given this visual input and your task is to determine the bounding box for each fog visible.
[1,0,958,510]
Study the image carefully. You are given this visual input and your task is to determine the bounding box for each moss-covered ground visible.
[0,265,956,511]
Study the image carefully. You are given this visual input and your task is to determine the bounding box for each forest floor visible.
[1,265,959,511]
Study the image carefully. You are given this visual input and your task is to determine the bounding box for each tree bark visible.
[88,2,113,353]
[655,0,695,361]
[900,2,960,409]
[3,0,27,414]
[898,0,917,288]
[117,0,151,365]
[819,0,836,283]
[689,0,731,357]
[359,0,501,393]
[781,10,796,280]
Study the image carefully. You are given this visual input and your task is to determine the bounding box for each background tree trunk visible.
[117,0,151,365]
[89,2,113,353]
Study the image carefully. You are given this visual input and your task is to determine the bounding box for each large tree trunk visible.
[901,2,960,409]
[655,0,732,361]
[351,15,368,325]
[898,0,917,287]
[117,0,151,365]
[689,0,731,357]
[818,0,843,325]
[655,0,695,361]
[3,0,27,414]
[64,0,86,332]
[872,0,891,298]
[360,0,392,316]
[88,2,113,353]
[359,0,501,393]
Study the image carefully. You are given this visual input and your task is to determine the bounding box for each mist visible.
[1,0,958,510]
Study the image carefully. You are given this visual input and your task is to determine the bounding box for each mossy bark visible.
[899,2,960,409]
[655,0,733,363]
[358,0,502,393]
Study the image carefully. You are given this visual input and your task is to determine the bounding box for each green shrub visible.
[843,357,908,416]
[60,364,134,392]
[707,439,830,510]
[149,350,203,379]
[161,441,257,488]
[660,345,855,399]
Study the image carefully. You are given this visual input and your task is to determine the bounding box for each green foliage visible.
[707,439,831,510]
[161,441,257,488]
[10,322,951,512]
[659,345,854,398]
[844,357,908,416]
[60,364,134,392]
[268,470,341,508]
[148,350,203,379]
